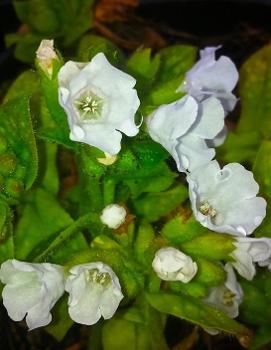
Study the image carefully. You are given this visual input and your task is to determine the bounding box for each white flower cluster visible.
[4,42,267,333]
[57,46,270,327]
[57,46,267,239]
[0,259,123,330]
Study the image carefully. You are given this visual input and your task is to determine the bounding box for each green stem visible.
[33,212,98,262]
[103,177,116,206]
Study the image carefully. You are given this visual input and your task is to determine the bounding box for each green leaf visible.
[0,236,14,265]
[13,0,95,46]
[251,325,271,350]
[5,32,42,63]
[102,318,136,350]
[13,0,59,35]
[253,140,271,197]
[45,296,73,341]
[181,232,235,261]
[0,200,14,264]
[126,48,160,95]
[170,280,207,298]
[146,292,248,335]
[124,163,176,198]
[158,45,197,82]
[4,70,39,103]
[102,304,169,350]
[14,188,88,264]
[134,222,155,267]
[134,184,188,222]
[161,212,207,244]
[108,140,169,181]
[218,131,260,165]
[237,44,271,137]
[194,259,226,287]
[145,45,196,106]
[61,0,95,46]
[239,279,271,326]
[77,34,125,65]
[0,96,38,193]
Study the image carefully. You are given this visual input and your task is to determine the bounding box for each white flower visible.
[179,46,239,113]
[152,247,198,283]
[58,53,140,155]
[231,237,271,280]
[100,204,127,229]
[65,262,124,325]
[187,161,267,236]
[0,259,65,330]
[147,95,224,172]
[36,39,58,77]
[204,263,243,334]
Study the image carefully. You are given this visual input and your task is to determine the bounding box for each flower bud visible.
[100,204,127,229]
[36,39,59,78]
[152,247,198,283]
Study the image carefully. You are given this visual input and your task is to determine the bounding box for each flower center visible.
[74,92,103,121]
[222,289,236,307]
[199,201,217,218]
[86,268,111,286]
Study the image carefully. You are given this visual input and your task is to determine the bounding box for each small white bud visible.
[152,247,198,283]
[36,39,58,77]
[100,204,127,229]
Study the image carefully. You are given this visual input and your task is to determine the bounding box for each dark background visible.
[1,0,271,81]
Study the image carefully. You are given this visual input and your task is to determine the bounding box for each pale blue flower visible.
[179,46,239,113]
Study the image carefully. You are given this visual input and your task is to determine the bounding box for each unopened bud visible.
[36,39,59,77]
[100,204,126,229]
[152,247,198,283]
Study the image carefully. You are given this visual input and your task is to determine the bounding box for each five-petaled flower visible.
[65,262,124,325]
[187,160,266,235]
[58,53,140,155]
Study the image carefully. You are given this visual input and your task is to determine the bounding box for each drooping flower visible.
[231,237,271,280]
[58,53,140,155]
[36,39,59,78]
[187,160,266,236]
[0,259,65,330]
[100,204,127,229]
[65,262,124,325]
[179,46,239,113]
[152,247,198,283]
[147,95,224,172]
[204,263,243,334]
